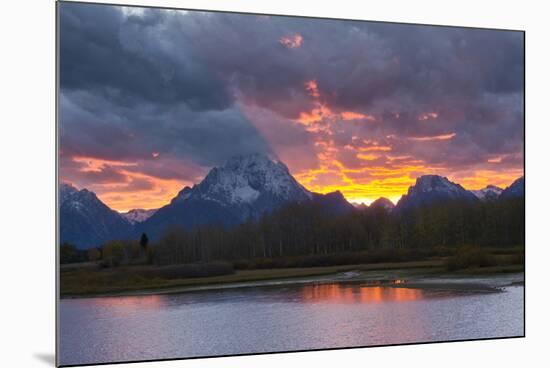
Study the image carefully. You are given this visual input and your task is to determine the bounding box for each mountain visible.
[312,191,355,215]
[178,153,312,209]
[138,154,317,239]
[170,186,193,204]
[60,183,133,249]
[121,208,157,224]
[500,176,525,200]
[470,185,503,201]
[396,175,479,212]
[353,202,369,210]
[370,197,395,211]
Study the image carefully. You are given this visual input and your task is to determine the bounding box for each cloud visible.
[341,111,376,121]
[418,112,439,121]
[59,88,272,169]
[59,3,232,111]
[408,133,457,141]
[58,2,524,209]
[279,33,303,49]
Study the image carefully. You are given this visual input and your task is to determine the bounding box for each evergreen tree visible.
[140,233,149,251]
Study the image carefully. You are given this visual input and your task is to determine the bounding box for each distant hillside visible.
[59,157,524,250]
[59,183,132,249]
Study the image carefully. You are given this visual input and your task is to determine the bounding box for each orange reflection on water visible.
[90,295,167,317]
[301,284,423,304]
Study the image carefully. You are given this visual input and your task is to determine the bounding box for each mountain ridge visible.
[396,175,480,212]
[370,197,395,211]
[121,208,158,224]
[59,157,524,249]
[59,183,133,249]
[500,176,524,200]
[470,185,503,201]
[138,154,324,240]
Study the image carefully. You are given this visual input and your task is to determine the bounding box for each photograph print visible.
[57,2,525,366]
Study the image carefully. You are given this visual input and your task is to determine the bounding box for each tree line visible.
[60,197,524,266]
[153,197,524,266]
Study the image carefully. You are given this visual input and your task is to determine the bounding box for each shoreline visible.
[60,261,523,299]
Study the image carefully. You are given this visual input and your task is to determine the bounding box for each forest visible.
[151,197,524,266]
[60,197,523,267]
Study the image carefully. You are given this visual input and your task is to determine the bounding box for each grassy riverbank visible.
[60,246,523,298]
[60,260,440,297]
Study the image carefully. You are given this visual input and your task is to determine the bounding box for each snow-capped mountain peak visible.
[410,175,464,196]
[60,183,103,212]
[138,154,324,238]
[59,184,132,249]
[121,208,158,224]
[60,182,79,204]
[471,185,503,201]
[185,153,312,206]
[396,175,478,211]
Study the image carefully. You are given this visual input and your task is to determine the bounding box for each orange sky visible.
[65,166,523,211]
[59,15,523,213]
[62,77,523,212]
[64,139,522,212]
[277,80,523,206]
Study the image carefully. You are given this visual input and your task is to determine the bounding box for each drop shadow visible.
[34,353,56,366]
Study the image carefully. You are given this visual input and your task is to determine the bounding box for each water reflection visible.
[301,283,423,304]
[85,295,168,317]
[60,278,524,366]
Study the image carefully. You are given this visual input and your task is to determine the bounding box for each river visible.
[58,272,524,366]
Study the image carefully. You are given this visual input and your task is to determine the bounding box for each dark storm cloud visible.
[152,10,523,169]
[60,90,272,173]
[59,2,524,204]
[59,3,232,111]
[77,165,129,184]
[116,177,156,192]
[59,3,274,177]
[170,13,523,113]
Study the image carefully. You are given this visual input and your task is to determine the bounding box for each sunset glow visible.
[63,149,523,211]
[59,5,524,212]
[301,284,423,303]
[340,111,376,121]
[418,112,439,121]
[408,133,456,141]
[279,33,303,49]
[57,6,525,364]
[62,155,198,211]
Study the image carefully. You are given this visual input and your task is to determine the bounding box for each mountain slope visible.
[312,191,355,215]
[185,153,312,207]
[471,185,503,201]
[370,197,395,211]
[138,154,316,239]
[60,183,133,249]
[500,176,525,200]
[121,208,157,224]
[396,175,478,212]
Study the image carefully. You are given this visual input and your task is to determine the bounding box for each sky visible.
[58,3,524,212]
